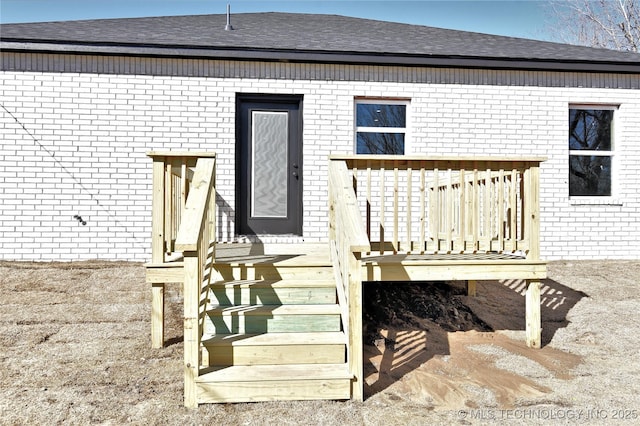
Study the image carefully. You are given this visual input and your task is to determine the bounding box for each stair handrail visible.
[328,158,371,402]
[174,155,217,409]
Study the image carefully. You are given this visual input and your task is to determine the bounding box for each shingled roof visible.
[1,12,639,72]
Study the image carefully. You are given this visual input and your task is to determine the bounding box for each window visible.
[569,106,616,197]
[355,100,408,154]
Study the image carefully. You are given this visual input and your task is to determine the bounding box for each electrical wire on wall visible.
[1,103,148,250]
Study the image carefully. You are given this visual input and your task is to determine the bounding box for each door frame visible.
[235,93,304,236]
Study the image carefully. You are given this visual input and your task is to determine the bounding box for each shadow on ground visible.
[362,278,588,399]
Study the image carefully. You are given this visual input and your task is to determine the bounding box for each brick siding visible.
[1,57,639,260]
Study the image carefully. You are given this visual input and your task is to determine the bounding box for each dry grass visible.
[1,260,640,425]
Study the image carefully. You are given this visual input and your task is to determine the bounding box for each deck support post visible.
[349,252,364,402]
[151,283,165,348]
[525,279,541,349]
[151,157,166,348]
[183,253,200,409]
[466,280,477,297]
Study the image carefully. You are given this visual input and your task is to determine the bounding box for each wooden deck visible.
[145,152,546,407]
[212,242,546,282]
[362,252,546,281]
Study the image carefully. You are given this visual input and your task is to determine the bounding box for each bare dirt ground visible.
[1,260,639,425]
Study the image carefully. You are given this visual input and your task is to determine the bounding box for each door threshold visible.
[234,234,305,244]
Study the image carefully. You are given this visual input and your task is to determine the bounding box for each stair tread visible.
[207,304,341,315]
[144,261,184,268]
[196,363,352,383]
[211,279,336,288]
[216,260,332,267]
[202,331,346,346]
[361,253,540,264]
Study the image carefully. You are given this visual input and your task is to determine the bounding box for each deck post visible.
[524,163,541,260]
[525,279,541,348]
[349,251,364,402]
[151,283,164,348]
[174,156,216,408]
[151,157,166,348]
[466,279,477,297]
[183,253,200,408]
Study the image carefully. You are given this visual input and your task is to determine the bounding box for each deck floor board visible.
[214,243,533,263]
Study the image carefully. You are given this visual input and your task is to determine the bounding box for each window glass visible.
[569,109,612,151]
[569,155,612,196]
[568,107,615,197]
[356,133,405,155]
[356,104,406,128]
[355,100,407,155]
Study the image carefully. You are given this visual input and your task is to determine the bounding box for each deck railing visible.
[148,152,216,262]
[328,160,371,401]
[330,155,545,260]
[146,152,217,350]
[174,155,217,409]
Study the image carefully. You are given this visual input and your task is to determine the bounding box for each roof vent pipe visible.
[225,4,234,31]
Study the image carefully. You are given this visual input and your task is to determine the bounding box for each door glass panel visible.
[251,111,288,218]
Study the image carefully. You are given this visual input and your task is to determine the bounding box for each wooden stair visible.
[196,364,352,403]
[195,259,352,403]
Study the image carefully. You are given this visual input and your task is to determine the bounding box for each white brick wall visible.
[1,67,639,261]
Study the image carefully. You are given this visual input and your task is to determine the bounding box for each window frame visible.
[354,98,410,155]
[568,104,618,200]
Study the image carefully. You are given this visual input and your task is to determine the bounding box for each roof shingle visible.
[1,13,638,71]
